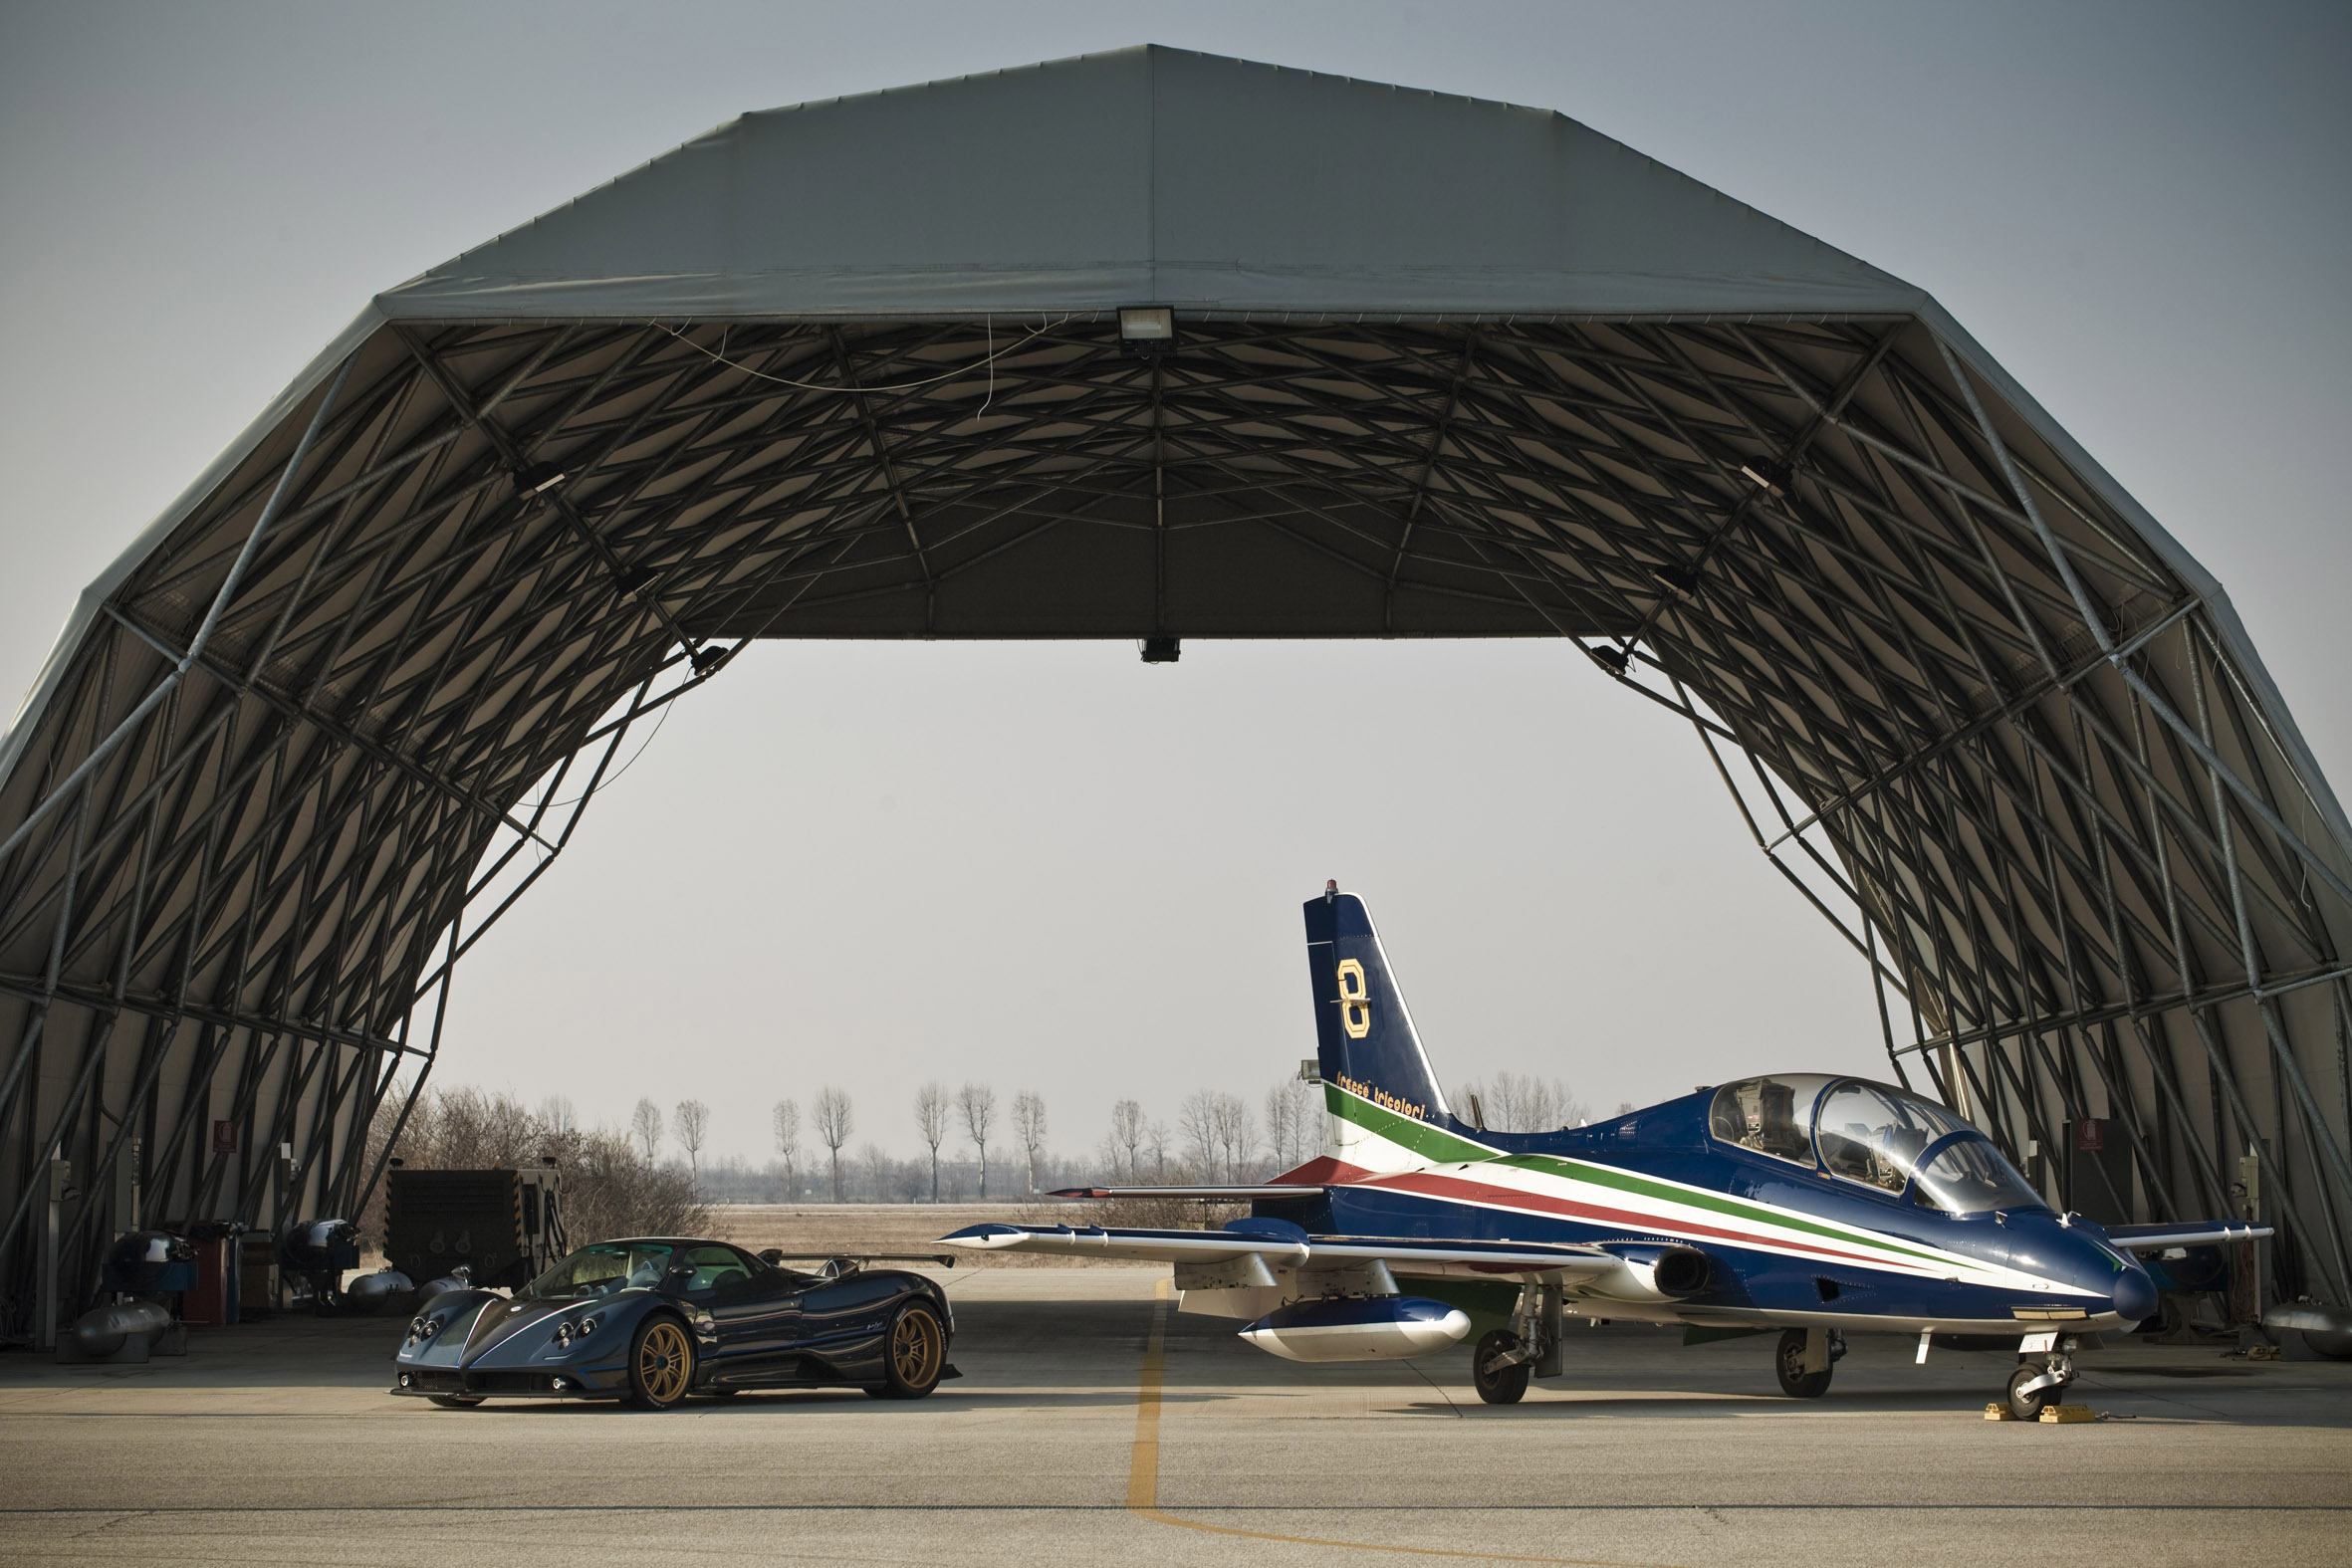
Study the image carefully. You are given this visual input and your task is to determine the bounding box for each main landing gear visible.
[1773,1327,1847,1398]
[1472,1280,1567,1405]
[2003,1330,2082,1421]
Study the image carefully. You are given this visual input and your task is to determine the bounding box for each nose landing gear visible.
[2004,1333,2081,1421]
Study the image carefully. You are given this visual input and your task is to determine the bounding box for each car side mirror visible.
[758,1248,785,1266]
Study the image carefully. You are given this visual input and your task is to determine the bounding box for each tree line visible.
[361,1086,706,1248]
[612,1069,1590,1204]
[371,1069,1596,1225]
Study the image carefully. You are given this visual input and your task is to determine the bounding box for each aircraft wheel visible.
[2004,1364,2055,1422]
[1472,1330,1529,1405]
[625,1315,696,1410]
[1773,1329,1833,1398]
[873,1302,948,1399]
[425,1394,484,1409]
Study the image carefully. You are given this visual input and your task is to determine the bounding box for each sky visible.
[2,1,2346,1170]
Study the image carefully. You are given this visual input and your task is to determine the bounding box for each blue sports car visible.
[390,1236,957,1409]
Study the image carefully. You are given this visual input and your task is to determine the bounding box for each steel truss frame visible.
[2,314,2346,1329]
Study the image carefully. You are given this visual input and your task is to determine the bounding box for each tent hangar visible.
[3,46,2348,1332]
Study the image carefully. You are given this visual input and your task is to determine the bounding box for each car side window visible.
[678,1243,754,1293]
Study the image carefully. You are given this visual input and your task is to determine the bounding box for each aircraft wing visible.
[941,1223,1618,1281]
[2101,1220,2271,1251]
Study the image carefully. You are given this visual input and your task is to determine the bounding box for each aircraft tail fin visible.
[1303,884,1455,1173]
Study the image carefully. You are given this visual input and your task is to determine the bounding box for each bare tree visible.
[630,1098,663,1163]
[1178,1090,1220,1178]
[1146,1120,1171,1179]
[1013,1091,1048,1195]
[1265,1077,1317,1171]
[958,1083,997,1199]
[1110,1098,1145,1180]
[1454,1072,1588,1134]
[537,1095,578,1135]
[674,1099,710,1180]
[1264,1083,1295,1172]
[772,1099,800,1202]
[1503,1070,1586,1132]
[815,1086,854,1202]
[914,1082,949,1203]
[1210,1092,1255,1182]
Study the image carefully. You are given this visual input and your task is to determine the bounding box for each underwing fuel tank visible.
[71,1300,171,1357]
[1240,1296,1472,1363]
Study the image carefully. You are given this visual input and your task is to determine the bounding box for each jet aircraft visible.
[946,885,2268,1416]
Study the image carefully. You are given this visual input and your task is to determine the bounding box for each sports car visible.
[389,1235,957,1409]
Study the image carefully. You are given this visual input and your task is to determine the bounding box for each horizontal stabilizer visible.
[1047,1185,1328,1201]
[2101,1220,2272,1251]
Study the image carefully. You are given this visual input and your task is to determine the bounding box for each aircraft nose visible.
[2112,1261,2158,1323]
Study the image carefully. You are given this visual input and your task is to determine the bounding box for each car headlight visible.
[404,1312,447,1347]
[579,1314,600,1337]
[552,1322,573,1349]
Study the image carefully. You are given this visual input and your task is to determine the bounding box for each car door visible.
[675,1243,794,1386]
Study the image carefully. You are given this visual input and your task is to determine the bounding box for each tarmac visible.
[2,1266,2347,1566]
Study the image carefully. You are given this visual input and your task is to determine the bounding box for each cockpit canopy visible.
[1708,1076,2045,1214]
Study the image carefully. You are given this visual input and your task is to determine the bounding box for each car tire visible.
[1472,1329,1529,1405]
[1774,1328,1833,1398]
[626,1315,697,1410]
[873,1302,948,1400]
[426,1394,484,1409]
[2005,1364,2055,1422]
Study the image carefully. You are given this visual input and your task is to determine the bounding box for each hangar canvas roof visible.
[2,47,2347,1322]
[386,44,1917,320]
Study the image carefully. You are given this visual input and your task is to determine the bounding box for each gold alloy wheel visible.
[635,1319,693,1405]
[890,1306,943,1390]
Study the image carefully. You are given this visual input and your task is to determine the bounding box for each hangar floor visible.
[2,1266,2346,1566]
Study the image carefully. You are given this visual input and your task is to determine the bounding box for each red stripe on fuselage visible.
[1354,1169,1929,1275]
[1274,1155,1372,1186]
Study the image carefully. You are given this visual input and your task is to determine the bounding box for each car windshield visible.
[1910,1136,2045,1214]
[519,1241,676,1301]
[1815,1080,1976,1194]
